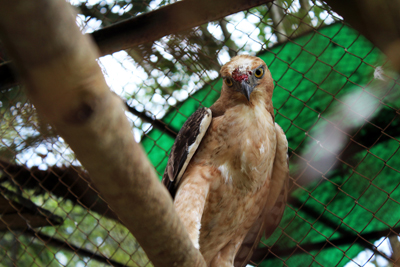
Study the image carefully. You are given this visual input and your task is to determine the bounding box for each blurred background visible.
[0,0,400,266]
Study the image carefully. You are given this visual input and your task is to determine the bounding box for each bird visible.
[162,55,289,267]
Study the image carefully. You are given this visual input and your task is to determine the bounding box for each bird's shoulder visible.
[162,107,212,198]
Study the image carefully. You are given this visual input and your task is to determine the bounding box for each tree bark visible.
[0,0,205,266]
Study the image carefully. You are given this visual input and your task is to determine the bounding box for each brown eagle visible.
[163,55,289,267]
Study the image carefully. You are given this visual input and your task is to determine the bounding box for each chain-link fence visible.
[1,0,399,266]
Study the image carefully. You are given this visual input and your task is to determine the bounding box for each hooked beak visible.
[241,80,256,101]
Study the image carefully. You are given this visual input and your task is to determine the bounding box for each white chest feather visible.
[214,104,276,190]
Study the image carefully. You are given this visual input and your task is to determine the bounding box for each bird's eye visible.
[225,78,233,87]
[254,67,264,79]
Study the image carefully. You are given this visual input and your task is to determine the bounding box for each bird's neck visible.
[211,93,274,120]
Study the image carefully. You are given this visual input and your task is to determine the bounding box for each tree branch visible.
[251,225,400,262]
[219,19,239,58]
[24,229,129,267]
[0,0,273,92]
[0,0,205,266]
[91,0,273,56]
[267,2,288,43]
[124,101,178,138]
[0,159,120,222]
[0,185,63,230]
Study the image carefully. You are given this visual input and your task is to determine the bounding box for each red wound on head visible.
[232,68,249,82]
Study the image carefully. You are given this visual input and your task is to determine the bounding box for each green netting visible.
[141,22,400,266]
[256,139,400,266]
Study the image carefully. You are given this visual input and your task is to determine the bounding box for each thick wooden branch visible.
[0,1,205,266]
[0,0,273,92]
[93,0,273,56]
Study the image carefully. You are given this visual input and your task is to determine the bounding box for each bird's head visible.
[220,55,273,104]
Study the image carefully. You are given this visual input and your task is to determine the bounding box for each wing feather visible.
[162,107,212,198]
[234,123,289,267]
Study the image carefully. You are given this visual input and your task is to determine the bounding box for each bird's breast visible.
[198,103,277,191]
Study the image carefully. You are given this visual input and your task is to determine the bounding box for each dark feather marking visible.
[162,107,211,199]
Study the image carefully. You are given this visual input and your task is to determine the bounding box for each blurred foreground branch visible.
[0,0,205,266]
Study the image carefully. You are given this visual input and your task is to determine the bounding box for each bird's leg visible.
[174,173,210,249]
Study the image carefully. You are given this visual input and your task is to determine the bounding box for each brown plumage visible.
[162,55,289,267]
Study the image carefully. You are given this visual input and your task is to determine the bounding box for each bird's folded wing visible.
[234,123,289,267]
[162,107,212,198]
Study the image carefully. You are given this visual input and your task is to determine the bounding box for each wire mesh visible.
[1,0,400,266]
